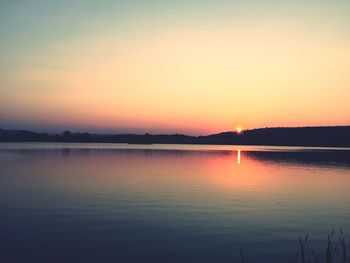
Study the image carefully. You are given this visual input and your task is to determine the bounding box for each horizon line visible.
[1,124,350,136]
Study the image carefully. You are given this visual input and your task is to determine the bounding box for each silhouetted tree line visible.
[0,126,349,147]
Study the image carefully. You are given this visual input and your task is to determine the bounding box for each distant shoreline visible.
[1,126,350,148]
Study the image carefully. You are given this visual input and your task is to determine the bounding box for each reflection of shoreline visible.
[245,150,350,169]
[1,146,350,169]
[0,148,233,158]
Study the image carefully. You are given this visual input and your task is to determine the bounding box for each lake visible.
[0,143,350,262]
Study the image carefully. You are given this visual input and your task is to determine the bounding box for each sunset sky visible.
[1,0,349,134]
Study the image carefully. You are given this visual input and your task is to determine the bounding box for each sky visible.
[1,0,350,134]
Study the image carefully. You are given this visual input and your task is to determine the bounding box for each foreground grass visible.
[293,229,350,263]
[240,229,350,263]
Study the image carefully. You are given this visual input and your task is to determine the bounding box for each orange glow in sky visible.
[1,1,350,133]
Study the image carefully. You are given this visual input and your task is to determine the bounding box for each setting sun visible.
[235,125,244,134]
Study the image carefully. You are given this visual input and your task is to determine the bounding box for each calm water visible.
[1,143,350,263]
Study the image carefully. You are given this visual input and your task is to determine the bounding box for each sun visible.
[235,124,244,134]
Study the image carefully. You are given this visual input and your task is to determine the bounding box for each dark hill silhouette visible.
[0,126,349,147]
